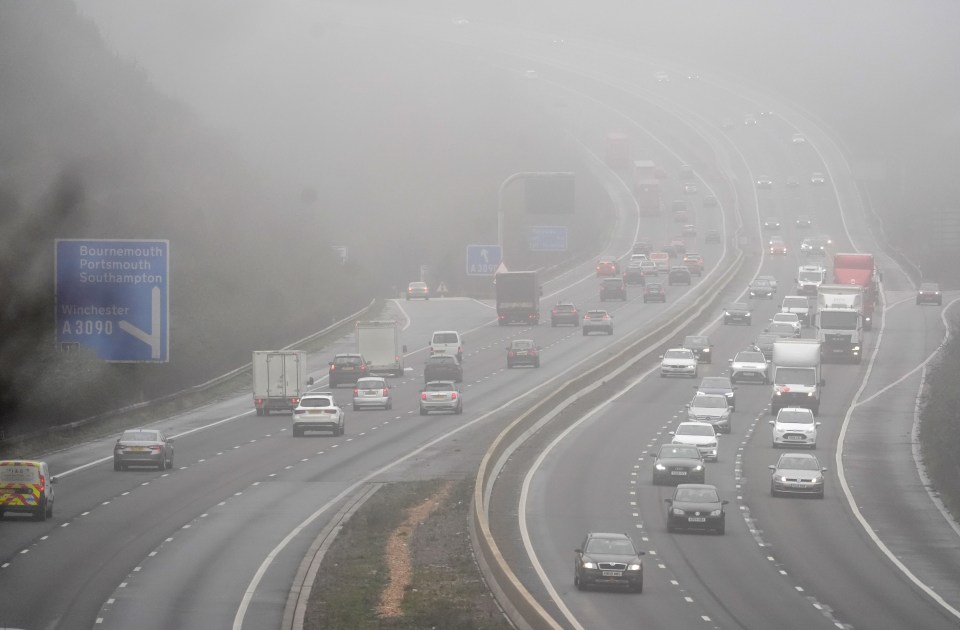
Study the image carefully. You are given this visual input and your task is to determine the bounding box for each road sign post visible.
[466,245,502,276]
[55,239,170,362]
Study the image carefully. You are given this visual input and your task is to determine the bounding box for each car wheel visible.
[551,322,556,327]
[666,520,675,533]
[817,490,825,499]
[292,427,301,437]
[168,457,174,469]
[716,520,726,535]
[114,459,122,471]
[771,484,778,497]
[730,377,737,384]
[46,499,53,518]
[386,401,392,410]
[158,459,166,471]
[34,501,46,522]
[576,578,585,591]
[633,578,644,593]
[339,421,345,436]
[256,408,264,416]
[420,407,427,416]
[456,404,463,415]
[582,330,588,336]
[353,404,359,411]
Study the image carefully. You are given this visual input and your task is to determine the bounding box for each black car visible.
[506,339,540,368]
[668,266,692,286]
[424,355,462,383]
[600,277,627,301]
[696,376,736,410]
[652,444,705,485]
[328,353,368,387]
[749,279,775,299]
[704,229,721,244]
[682,335,713,363]
[574,532,645,593]
[723,302,751,325]
[916,282,942,305]
[550,303,580,326]
[665,484,728,534]
[752,333,779,361]
[795,215,813,228]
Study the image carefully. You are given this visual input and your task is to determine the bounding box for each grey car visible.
[114,429,174,471]
[352,376,392,411]
[424,355,462,383]
[749,279,775,299]
[686,393,732,434]
[769,452,826,498]
[723,302,751,325]
[582,310,614,336]
[696,375,737,411]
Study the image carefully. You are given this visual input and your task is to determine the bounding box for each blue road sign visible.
[528,226,568,252]
[466,244,502,276]
[55,239,170,362]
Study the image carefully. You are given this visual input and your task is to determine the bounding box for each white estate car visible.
[671,421,720,462]
[729,350,770,384]
[292,393,345,437]
[686,393,732,434]
[769,407,821,448]
[660,348,698,378]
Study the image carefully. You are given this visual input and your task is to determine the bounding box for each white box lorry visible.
[770,339,824,415]
[816,285,864,363]
[356,321,405,376]
[252,350,307,416]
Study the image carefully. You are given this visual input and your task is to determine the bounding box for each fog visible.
[1,0,957,435]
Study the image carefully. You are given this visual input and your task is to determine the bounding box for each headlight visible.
[672,508,685,516]
[655,463,666,470]
[746,312,751,317]
[703,348,710,353]
[693,465,703,471]
[776,475,788,482]
[853,346,860,352]
[807,392,814,397]
[627,563,642,571]
[581,561,597,569]
[774,390,782,396]
[709,509,723,516]
[724,311,731,316]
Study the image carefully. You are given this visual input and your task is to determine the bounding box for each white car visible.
[769,407,820,448]
[792,132,806,144]
[729,350,770,384]
[686,393,732,433]
[654,71,670,82]
[660,348,698,378]
[770,312,802,333]
[292,393,345,437]
[683,182,698,194]
[671,422,719,462]
[781,296,811,326]
[756,176,773,189]
[810,172,826,185]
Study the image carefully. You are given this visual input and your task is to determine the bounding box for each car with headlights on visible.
[765,321,802,339]
[801,237,826,257]
[792,132,806,144]
[762,216,781,230]
[810,172,826,185]
[406,281,429,300]
[769,452,826,498]
[770,407,820,448]
[682,253,704,275]
[550,302,580,326]
[419,380,462,415]
[722,302,751,325]
[682,335,713,363]
[795,214,813,228]
[758,275,778,293]
[574,532,645,592]
[916,282,942,305]
[756,176,773,189]
[660,348,698,378]
[681,223,697,236]
[785,175,800,188]
[671,421,719,461]
[686,393,732,434]
[644,282,667,303]
[292,394,345,437]
[768,236,788,255]
[352,377,392,411]
[749,278,775,299]
[652,444,705,485]
[665,484,728,534]
[506,339,540,368]
[696,376,737,410]
[582,309,614,335]
[114,429,174,471]
[729,350,770,384]
[683,182,698,194]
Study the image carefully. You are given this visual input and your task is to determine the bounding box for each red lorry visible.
[832,253,879,330]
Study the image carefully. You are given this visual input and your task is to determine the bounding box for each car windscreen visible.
[777,410,814,424]
[511,340,534,349]
[121,431,158,441]
[356,379,384,389]
[586,538,635,555]
[684,336,708,346]
[300,397,333,408]
[819,311,859,330]
[774,368,816,386]
[675,487,719,503]
[664,350,691,360]
[425,382,454,391]
[660,445,700,459]
[692,396,726,408]
[780,456,819,470]
[555,304,575,311]
[335,356,362,366]
[799,271,823,282]
[782,298,808,308]
[428,357,456,365]
[736,352,765,363]
[677,424,714,436]
[0,464,41,483]
[432,333,459,344]
[768,323,795,333]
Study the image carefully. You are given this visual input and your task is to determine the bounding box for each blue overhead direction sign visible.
[528,226,568,252]
[55,239,170,362]
[466,244,502,276]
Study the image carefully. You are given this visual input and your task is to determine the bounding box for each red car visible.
[643,283,667,303]
[596,258,620,277]
[682,253,704,275]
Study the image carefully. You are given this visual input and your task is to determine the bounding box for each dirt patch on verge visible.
[305,477,511,630]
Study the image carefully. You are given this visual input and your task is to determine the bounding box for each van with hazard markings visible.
[0,460,57,521]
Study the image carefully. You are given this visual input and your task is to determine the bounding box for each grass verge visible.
[919,314,960,518]
[305,477,511,630]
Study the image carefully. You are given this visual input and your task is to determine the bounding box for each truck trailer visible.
[495,271,541,325]
[770,340,824,415]
[833,253,879,330]
[356,321,405,376]
[252,350,307,415]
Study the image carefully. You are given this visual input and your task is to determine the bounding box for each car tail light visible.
[451,392,458,399]
[149,445,162,452]
[551,309,558,315]
[291,397,300,405]
[382,388,388,396]
[360,365,367,373]
[508,351,515,357]
[38,474,45,493]
[530,350,538,356]
[421,392,428,400]
[353,388,359,396]
[329,365,336,371]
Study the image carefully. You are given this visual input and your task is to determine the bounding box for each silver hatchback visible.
[352,377,392,411]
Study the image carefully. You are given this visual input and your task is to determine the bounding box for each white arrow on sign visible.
[481,248,489,263]
[119,286,162,359]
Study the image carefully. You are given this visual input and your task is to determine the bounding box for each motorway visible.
[3,6,960,630]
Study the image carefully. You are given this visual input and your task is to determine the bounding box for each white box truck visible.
[816,285,864,363]
[356,321,405,376]
[770,339,824,415]
[252,350,307,416]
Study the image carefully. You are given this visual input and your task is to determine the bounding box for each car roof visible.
[425,380,455,387]
[586,531,631,539]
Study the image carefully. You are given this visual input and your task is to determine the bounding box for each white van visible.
[430,331,463,363]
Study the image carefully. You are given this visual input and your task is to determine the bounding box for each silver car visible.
[769,453,826,498]
[729,350,769,384]
[114,429,174,471]
[582,310,614,336]
[686,393,732,433]
[420,380,462,415]
[352,377,392,411]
